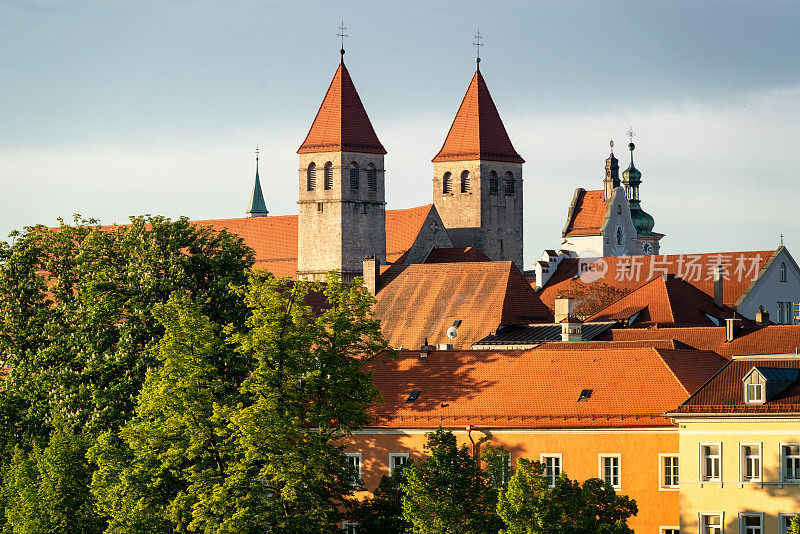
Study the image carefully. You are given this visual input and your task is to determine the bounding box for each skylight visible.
[407,390,421,403]
[577,389,593,402]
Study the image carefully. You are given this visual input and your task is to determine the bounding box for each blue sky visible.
[2,0,799,266]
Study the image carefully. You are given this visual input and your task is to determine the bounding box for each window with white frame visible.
[741,444,761,482]
[741,514,762,534]
[342,521,357,534]
[541,454,561,487]
[746,383,764,403]
[345,452,362,480]
[700,513,722,534]
[599,455,620,488]
[701,444,721,482]
[389,453,408,474]
[780,514,797,534]
[661,455,679,488]
[660,528,679,534]
[782,444,800,482]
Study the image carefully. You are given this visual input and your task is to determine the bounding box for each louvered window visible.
[349,162,359,190]
[367,163,377,191]
[323,162,333,190]
[504,172,515,195]
[442,172,452,194]
[306,163,316,191]
[460,171,470,193]
[489,171,498,194]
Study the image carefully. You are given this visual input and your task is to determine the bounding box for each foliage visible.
[401,428,503,534]
[556,281,632,319]
[789,514,800,534]
[350,463,411,534]
[497,458,637,534]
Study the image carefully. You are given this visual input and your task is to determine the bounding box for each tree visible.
[350,462,411,534]
[789,514,800,534]
[401,428,503,534]
[497,459,637,534]
[556,282,632,319]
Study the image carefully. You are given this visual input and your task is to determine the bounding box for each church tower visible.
[431,58,525,268]
[603,141,620,201]
[296,48,387,282]
[622,141,663,255]
[246,148,269,217]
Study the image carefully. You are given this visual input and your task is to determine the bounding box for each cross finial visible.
[473,29,484,66]
[626,127,636,144]
[255,146,259,162]
[781,233,784,246]
[338,21,348,63]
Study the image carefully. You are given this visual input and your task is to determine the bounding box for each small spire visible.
[781,233,785,246]
[247,146,268,217]
[338,21,348,65]
[626,126,636,163]
[473,29,484,70]
[610,139,614,156]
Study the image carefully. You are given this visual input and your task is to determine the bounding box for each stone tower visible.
[296,50,387,282]
[622,142,663,255]
[431,61,525,268]
[603,141,620,201]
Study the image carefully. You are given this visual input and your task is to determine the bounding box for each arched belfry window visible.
[616,227,623,245]
[504,171,515,196]
[349,162,359,190]
[307,162,316,191]
[780,262,788,282]
[460,171,470,193]
[442,172,452,194]
[489,171,498,194]
[367,163,377,191]
[323,162,333,190]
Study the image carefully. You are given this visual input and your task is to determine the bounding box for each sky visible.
[2,0,800,267]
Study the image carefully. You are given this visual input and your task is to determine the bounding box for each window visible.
[741,444,761,482]
[317,202,323,213]
[504,171,515,196]
[489,171,498,194]
[616,227,623,245]
[599,455,620,488]
[700,514,722,534]
[788,302,795,324]
[541,454,561,487]
[741,514,762,534]
[661,455,679,489]
[442,172,452,194]
[701,444,721,482]
[349,162,359,190]
[367,163,377,191]
[746,383,764,403]
[780,514,797,534]
[342,522,358,534]
[782,443,800,482]
[324,161,333,190]
[779,302,785,324]
[345,452,362,479]
[781,261,788,282]
[389,453,408,474]
[461,170,470,193]
[307,162,317,190]
[660,529,680,534]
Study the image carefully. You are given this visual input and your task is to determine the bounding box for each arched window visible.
[307,162,316,191]
[504,171,515,196]
[367,163,377,191]
[442,172,452,194]
[323,162,333,190]
[349,162,359,190]
[460,170,470,193]
[488,171,498,194]
[616,227,623,245]
[780,262,787,282]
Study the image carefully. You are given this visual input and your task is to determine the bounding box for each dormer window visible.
[746,383,764,404]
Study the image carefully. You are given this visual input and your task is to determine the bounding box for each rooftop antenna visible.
[337,21,348,64]
[473,29,484,68]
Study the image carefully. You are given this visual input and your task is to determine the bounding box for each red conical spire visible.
[297,61,386,155]
[432,69,524,163]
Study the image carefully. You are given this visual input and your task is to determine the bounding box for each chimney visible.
[713,265,724,308]
[725,317,742,342]
[561,319,583,342]
[363,255,380,296]
[554,297,574,323]
[756,306,770,327]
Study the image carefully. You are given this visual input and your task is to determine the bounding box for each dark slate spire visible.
[603,139,620,201]
[247,148,268,217]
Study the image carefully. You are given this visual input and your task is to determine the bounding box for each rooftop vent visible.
[577,389,593,402]
[407,390,421,403]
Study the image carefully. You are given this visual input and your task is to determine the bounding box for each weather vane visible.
[610,139,614,151]
[338,21,348,51]
[626,127,636,144]
[473,29,484,62]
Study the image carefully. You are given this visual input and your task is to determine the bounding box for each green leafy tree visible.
[350,463,412,534]
[401,428,503,534]
[497,459,637,534]
[789,514,800,534]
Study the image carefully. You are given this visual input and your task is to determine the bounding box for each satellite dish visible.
[446,326,458,340]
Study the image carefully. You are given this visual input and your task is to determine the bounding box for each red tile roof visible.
[385,205,436,264]
[365,347,725,428]
[531,340,679,350]
[373,261,552,351]
[538,249,777,310]
[563,189,607,237]
[432,69,524,163]
[297,62,386,155]
[671,358,800,414]
[424,247,491,263]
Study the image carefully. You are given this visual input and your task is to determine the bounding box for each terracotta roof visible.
[432,69,524,163]
[586,274,750,327]
[424,247,491,263]
[373,261,552,350]
[563,189,607,237]
[385,205,436,264]
[606,324,800,360]
[297,62,386,155]
[538,249,777,310]
[671,358,800,414]
[531,340,679,350]
[364,347,725,428]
